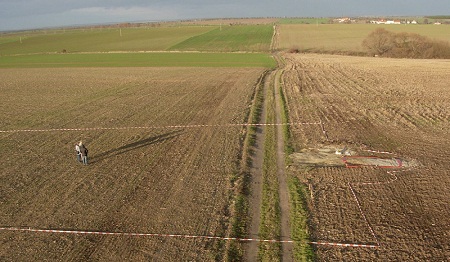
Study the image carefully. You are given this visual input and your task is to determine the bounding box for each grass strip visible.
[276,59,315,261]
[225,70,268,261]
[278,70,295,158]
[258,78,282,261]
[288,177,316,261]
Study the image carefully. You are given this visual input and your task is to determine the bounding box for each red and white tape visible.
[347,183,380,246]
[311,241,378,248]
[355,170,404,186]
[0,122,322,133]
[0,227,377,248]
[363,149,396,155]
[342,156,403,169]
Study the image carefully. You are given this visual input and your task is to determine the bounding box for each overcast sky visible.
[1,0,449,31]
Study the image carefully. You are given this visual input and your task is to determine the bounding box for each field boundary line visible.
[363,149,396,155]
[0,122,322,133]
[0,227,377,248]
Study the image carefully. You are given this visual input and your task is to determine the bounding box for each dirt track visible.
[245,65,293,261]
[282,54,450,261]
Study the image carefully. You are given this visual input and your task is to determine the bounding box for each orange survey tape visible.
[0,227,378,248]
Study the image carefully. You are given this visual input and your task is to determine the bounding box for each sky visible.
[1,0,449,31]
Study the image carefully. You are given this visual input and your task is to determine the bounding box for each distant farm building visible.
[370,19,402,24]
[333,17,356,23]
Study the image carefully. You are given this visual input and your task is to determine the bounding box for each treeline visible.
[362,28,450,59]
[425,15,450,19]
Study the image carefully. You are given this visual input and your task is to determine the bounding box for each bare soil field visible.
[0,67,266,261]
[281,54,450,261]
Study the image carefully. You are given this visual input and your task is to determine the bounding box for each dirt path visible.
[245,73,268,261]
[245,53,293,261]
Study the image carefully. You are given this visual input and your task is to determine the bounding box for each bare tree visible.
[362,28,395,56]
[362,28,450,58]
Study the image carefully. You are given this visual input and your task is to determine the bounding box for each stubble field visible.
[277,24,450,54]
[282,53,450,261]
[0,67,266,261]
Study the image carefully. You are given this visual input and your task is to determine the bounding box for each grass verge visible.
[277,62,316,261]
[288,178,316,261]
[258,76,282,260]
[278,70,295,158]
[225,70,269,261]
[277,57,316,261]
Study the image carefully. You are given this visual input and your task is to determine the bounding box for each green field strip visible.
[168,25,273,52]
[279,18,330,24]
[0,52,276,68]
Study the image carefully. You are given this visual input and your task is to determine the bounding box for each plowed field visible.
[282,54,450,261]
[0,67,266,261]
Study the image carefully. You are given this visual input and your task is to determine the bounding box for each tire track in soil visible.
[273,63,293,262]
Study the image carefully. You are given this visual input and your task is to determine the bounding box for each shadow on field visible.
[91,130,184,163]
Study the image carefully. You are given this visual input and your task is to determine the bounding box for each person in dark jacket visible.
[79,142,88,165]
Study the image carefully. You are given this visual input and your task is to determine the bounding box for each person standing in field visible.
[75,143,81,162]
[79,142,89,165]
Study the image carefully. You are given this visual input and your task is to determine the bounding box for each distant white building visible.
[371,19,402,25]
[370,19,386,24]
[385,20,401,24]
[334,17,354,23]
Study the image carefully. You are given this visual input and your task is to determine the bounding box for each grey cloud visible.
[1,0,449,31]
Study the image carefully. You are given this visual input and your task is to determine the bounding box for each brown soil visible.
[0,67,266,261]
[281,54,450,261]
